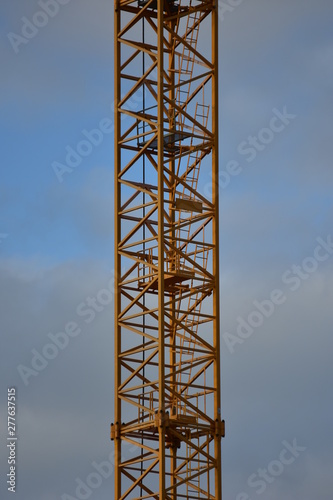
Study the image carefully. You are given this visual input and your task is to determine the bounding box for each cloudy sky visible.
[1,0,333,499]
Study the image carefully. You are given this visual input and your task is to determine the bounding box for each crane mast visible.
[112,0,224,498]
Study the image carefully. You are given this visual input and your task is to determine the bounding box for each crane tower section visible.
[112,0,223,498]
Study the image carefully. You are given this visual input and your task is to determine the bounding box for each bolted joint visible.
[166,435,181,450]
[155,409,170,428]
[211,418,225,438]
[110,422,121,441]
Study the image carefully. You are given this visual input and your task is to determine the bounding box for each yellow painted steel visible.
[112,0,224,498]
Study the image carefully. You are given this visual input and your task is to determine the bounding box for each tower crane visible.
[111,0,224,497]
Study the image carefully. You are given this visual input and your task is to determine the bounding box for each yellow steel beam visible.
[114,1,121,498]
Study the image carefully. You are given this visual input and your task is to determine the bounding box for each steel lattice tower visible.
[111,0,224,498]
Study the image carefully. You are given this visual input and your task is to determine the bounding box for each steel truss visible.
[112,0,224,498]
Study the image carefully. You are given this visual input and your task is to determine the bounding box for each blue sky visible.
[1,1,333,499]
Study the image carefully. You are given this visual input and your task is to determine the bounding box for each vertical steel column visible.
[114,0,121,497]
[157,1,166,498]
[212,0,222,498]
[169,18,177,498]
